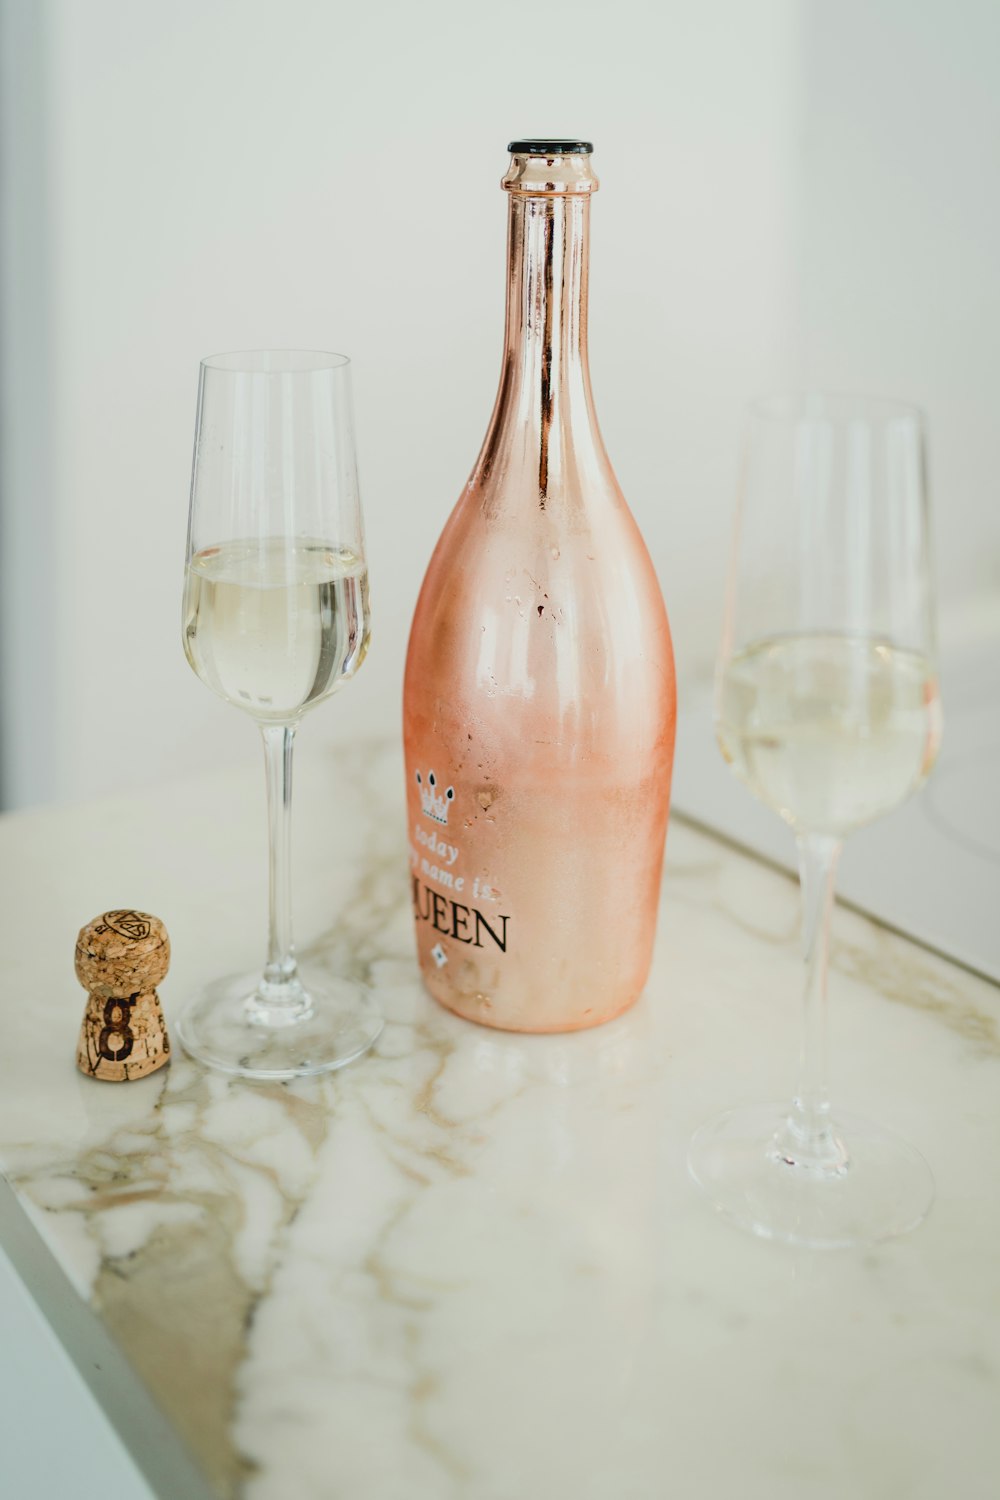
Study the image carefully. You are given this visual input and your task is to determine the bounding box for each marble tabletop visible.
[0,737,998,1500]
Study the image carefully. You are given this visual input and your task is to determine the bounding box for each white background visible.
[1,0,998,812]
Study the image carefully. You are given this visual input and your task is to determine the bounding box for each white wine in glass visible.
[178,351,382,1080]
[717,633,940,836]
[690,394,941,1249]
[185,539,370,719]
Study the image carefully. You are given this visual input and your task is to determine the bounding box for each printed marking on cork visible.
[75,910,171,1081]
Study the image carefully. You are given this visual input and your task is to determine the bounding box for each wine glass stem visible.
[261,723,299,994]
[779,833,845,1170]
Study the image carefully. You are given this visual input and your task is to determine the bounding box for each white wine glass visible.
[689,393,942,1248]
[178,350,382,1078]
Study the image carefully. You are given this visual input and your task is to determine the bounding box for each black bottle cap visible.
[507,139,594,155]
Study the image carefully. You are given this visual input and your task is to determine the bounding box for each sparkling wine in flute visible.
[717,633,941,836]
[403,140,677,1033]
[183,538,370,721]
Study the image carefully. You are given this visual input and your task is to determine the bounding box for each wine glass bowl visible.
[689,393,940,1248]
[178,350,381,1079]
[183,538,370,723]
[716,631,941,839]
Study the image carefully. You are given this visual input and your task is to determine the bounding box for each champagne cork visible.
[75,910,171,1081]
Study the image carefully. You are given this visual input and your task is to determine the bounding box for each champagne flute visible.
[178,350,382,1079]
[689,394,942,1248]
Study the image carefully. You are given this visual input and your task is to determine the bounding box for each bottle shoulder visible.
[404,484,676,752]
[411,480,669,627]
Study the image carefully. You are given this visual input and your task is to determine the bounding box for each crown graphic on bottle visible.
[415,768,455,825]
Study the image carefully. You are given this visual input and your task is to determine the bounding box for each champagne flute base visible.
[177,972,382,1080]
[688,1103,934,1249]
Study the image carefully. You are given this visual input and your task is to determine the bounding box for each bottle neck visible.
[478,190,605,505]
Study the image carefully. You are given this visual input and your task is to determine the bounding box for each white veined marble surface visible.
[0,738,997,1499]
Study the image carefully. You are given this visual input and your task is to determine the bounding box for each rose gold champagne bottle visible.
[403,139,676,1032]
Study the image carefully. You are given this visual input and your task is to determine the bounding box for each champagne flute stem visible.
[261,723,299,994]
[776,833,846,1172]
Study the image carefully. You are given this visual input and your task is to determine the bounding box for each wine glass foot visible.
[177,970,382,1080]
[688,1103,934,1249]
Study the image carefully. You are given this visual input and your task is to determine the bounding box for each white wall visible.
[2,0,997,811]
[0,1,59,807]
[795,0,1000,613]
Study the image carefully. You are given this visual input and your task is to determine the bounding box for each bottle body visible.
[403,145,676,1032]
